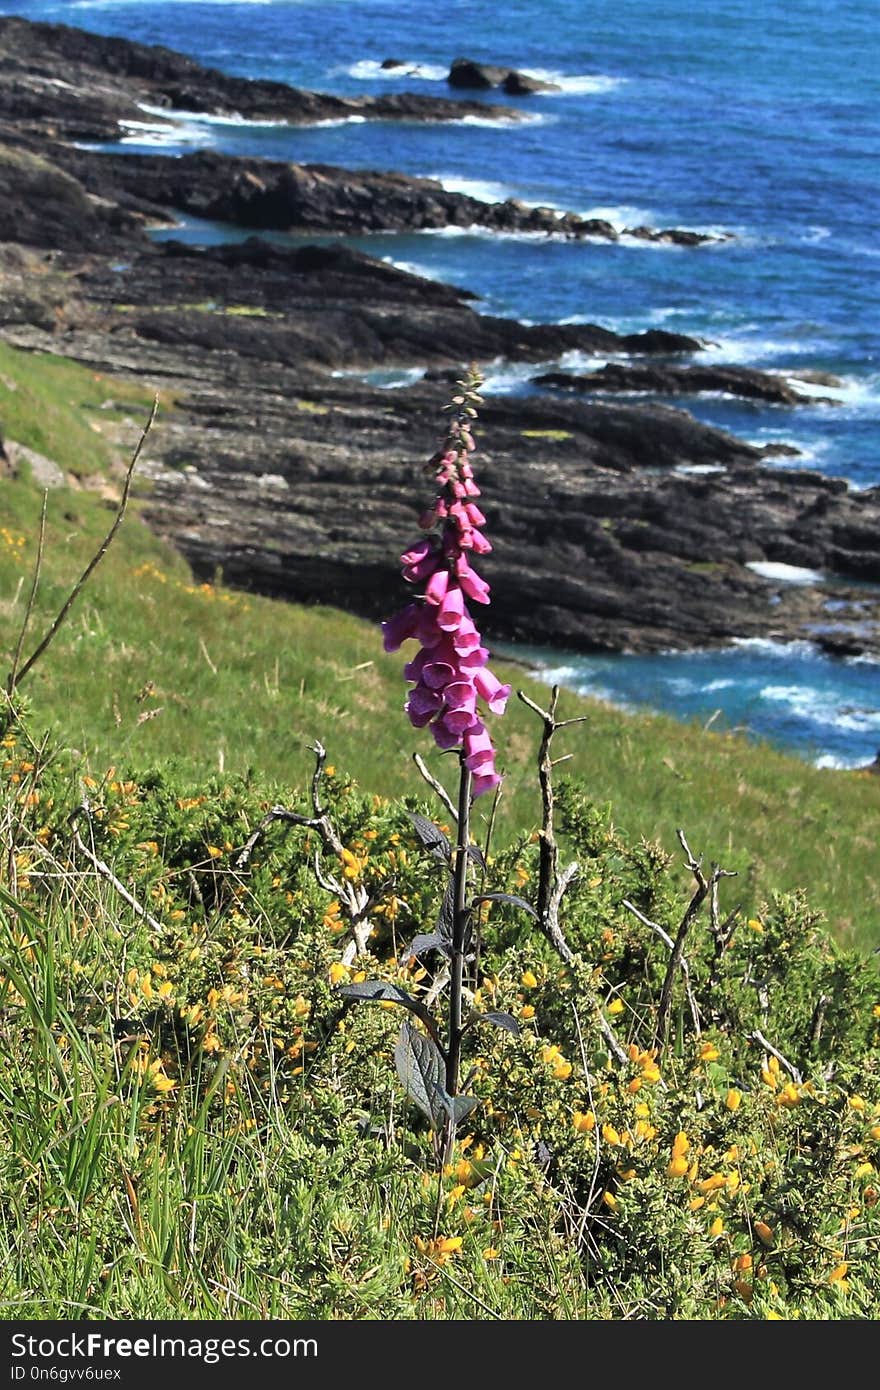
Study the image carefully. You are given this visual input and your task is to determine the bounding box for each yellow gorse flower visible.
[573,1109,596,1134]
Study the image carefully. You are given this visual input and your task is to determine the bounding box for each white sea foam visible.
[419,224,560,244]
[429,175,515,203]
[344,59,448,83]
[515,68,624,95]
[760,685,880,733]
[479,360,545,394]
[535,667,630,710]
[576,204,655,231]
[138,102,290,129]
[456,112,550,128]
[788,371,880,410]
[298,115,367,127]
[118,118,210,148]
[813,752,873,770]
[343,60,622,94]
[331,365,425,390]
[698,333,820,366]
[801,225,832,243]
[731,637,820,658]
[746,561,826,585]
[675,463,727,475]
[379,255,447,284]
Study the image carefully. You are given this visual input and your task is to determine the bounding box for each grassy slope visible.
[1,343,879,945]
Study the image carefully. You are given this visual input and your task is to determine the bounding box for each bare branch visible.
[516,685,583,931]
[6,489,47,697]
[68,804,164,935]
[10,397,159,694]
[233,805,329,871]
[655,830,736,1048]
[413,753,458,822]
[545,860,579,964]
[232,741,375,960]
[308,740,334,822]
[809,994,829,1050]
[597,1008,630,1069]
[748,1029,803,1085]
[623,897,701,1037]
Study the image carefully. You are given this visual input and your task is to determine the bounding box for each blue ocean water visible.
[5,0,879,764]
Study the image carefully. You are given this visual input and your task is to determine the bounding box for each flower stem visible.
[445,752,472,1102]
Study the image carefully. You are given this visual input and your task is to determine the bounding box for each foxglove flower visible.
[382,370,508,795]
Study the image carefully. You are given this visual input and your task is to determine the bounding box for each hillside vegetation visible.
[1,343,878,1320]
[1,343,878,945]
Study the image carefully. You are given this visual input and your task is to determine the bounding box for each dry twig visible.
[234,740,384,962]
[655,830,736,1048]
[68,803,164,935]
[6,397,159,698]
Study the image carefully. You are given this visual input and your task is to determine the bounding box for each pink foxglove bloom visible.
[381,373,509,796]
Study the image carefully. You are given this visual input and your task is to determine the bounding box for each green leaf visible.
[480,1010,521,1036]
[467,844,487,871]
[437,878,457,946]
[408,813,451,864]
[472,892,538,919]
[450,1094,481,1124]
[394,1020,448,1129]
[338,980,440,1040]
[402,932,450,963]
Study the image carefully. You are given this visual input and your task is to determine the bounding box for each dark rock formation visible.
[502,70,561,95]
[49,146,726,247]
[448,57,561,94]
[535,363,835,406]
[129,371,880,658]
[0,15,525,142]
[0,144,139,254]
[0,14,877,661]
[0,16,727,248]
[448,58,511,89]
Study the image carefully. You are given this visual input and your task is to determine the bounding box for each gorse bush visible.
[0,377,878,1320]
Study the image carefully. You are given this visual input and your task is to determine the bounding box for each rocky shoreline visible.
[0,15,878,661]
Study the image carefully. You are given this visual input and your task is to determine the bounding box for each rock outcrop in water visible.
[535,363,840,406]
[448,57,562,94]
[0,15,528,140]
[46,146,722,247]
[0,14,878,661]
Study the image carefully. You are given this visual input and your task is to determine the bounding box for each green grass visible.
[0,342,156,479]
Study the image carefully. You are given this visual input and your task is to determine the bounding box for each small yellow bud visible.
[754,1220,774,1247]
